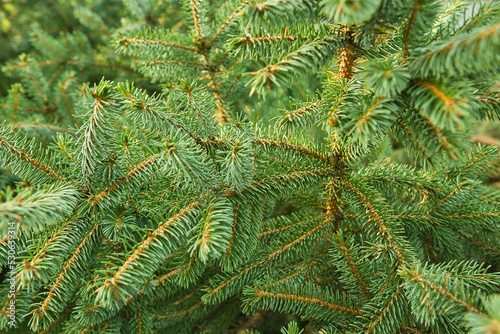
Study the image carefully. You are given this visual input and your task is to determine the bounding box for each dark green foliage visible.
[1,0,500,333]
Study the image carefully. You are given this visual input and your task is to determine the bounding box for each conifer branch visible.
[57,139,74,162]
[32,32,66,60]
[342,180,405,264]
[267,217,331,258]
[0,134,64,181]
[2,2,499,332]
[24,61,49,106]
[258,221,307,238]
[200,55,230,124]
[58,72,80,126]
[400,267,484,315]
[88,157,157,206]
[47,0,71,31]
[11,85,19,122]
[418,114,456,157]
[400,326,422,334]
[224,204,240,258]
[209,0,250,47]
[205,216,333,302]
[450,147,495,179]
[367,284,404,333]
[337,238,371,299]
[396,120,429,158]
[7,59,134,72]
[36,305,72,334]
[8,123,76,135]
[249,39,338,95]
[277,100,326,130]
[275,246,330,285]
[95,201,201,304]
[457,231,500,255]
[253,138,328,161]
[16,217,80,282]
[445,212,500,220]
[410,22,500,77]
[30,222,101,331]
[37,317,61,334]
[339,28,355,80]
[157,300,204,319]
[224,166,337,198]
[430,182,466,214]
[416,81,452,106]
[326,28,354,231]
[281,100,324,120]
[141,59,205,67]
[252,288,363,316]
[191,0,202,42]
[238,35,302,45]
[199,135,327,162]
[81,86,118,184]
[402,0,423,58]
[118,37,198,53]
[272,268,306,286]
[155,268,181,285]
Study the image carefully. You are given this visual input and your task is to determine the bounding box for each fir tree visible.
[1,0,500,333]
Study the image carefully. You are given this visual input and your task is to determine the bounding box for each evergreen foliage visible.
[1,0,178,131]
[1,0,500,333]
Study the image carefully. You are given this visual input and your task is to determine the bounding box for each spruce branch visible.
[140,59,205,68]
[227,166,337,199]
[16,217,85,287]
[253,138,328,162]
[0,128,65,183]
[29,222,102,331]
[242,282,363,326]
[0,184,77,235]
[418,113,458,158]
[400,266,484,315]
[94,201,202,306]
[250,287,362,315]
[409,22,500,78]
[395,120,429,160]
[335,233,371,299]
[276,100,325,131]
[190,0,203,42]
[342,179,406,265]
[458,231,500,255]
[364,284,406,334]
[325,29,355,232]
[402,0,424,59]
[203,216,334,304]
[118,36,198,53]
[78,80,120,185]
[208,0,250,47]
[248,39,338,95]
[88,156,158,207]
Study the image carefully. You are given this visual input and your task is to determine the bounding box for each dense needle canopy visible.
[0,0,500,333]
